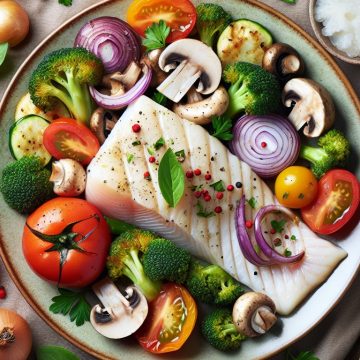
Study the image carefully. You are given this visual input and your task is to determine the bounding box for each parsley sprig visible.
[143,20,170,52]
[270,219,286,233]
[49,288,91,326]
[211,115,233,141]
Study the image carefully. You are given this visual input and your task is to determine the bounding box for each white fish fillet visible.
[85,96,347,315]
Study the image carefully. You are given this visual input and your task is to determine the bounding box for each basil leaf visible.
[0,43,9,67]
[158,148,185,207]
[154,137,165,150]
[246,197,257,209]
[37,346,80,360]
[209,180,225,192]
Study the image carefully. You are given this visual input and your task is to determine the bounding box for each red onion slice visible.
[254,205,305,264]
[75,16,141,73]
[89,64,152,110]
[230,114,300,178]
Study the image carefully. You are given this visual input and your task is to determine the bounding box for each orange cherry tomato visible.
[135,283,197,353]
[22,198,111,288]
[127,0,197,43]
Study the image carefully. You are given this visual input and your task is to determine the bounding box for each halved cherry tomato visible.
[22,198,111,288]
[135,283,197,353]
[301,169,359,235]
[127,0,197,43]
[43,118,99,165]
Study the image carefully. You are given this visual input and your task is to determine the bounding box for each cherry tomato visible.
[135,283,197,353]
[43,118,100,165]
[22,198,111,288]
[275,166,318,208]
[301,169,359,235]
[127,0,197,43]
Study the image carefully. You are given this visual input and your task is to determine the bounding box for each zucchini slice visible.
[9,115,51,166]
[217,19,273,66]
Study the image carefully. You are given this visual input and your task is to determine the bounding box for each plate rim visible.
[0,1,359,359]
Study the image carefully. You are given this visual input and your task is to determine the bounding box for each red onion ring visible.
[230,114,300,178]
[89,64,152,110]
[74,16,141,73]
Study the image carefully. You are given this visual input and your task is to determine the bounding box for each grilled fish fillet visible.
[86,96,347,315]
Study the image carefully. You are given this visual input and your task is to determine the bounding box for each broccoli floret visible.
[299,129,350,178]
[0,156,54,214]
[222,62,281,119]
[186,260,243,306]
[106,229,161,301]
[196,3,232,47]
[201,308,246,352]
[29,47,103,125]
[143,238,191,283]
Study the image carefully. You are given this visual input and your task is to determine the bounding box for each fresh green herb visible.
[58,0,73,6]
[286,350,319,360]
[147,146,155,155]
[154,137,165,150]
[211,115,233,141]
[282,192,289,200]
[37,345,80,360]
[284,248,292,257]
[254,244,260,254]
[280,0,296,4]
[158,149,185,207]
[190,184,203,192]
[49,288,91,326]
[104,216,135,235]
[270,219,286,233]
[196,201,215,218]
[0,43,8,67]
[209,180,225,192]
[127,153,134,163]
[175,149,186,162]
[247,197,257,209]
[298,193,305,199]
[143,20,170,51]
[152,91,168,106]
[291,235,297,241]
[132,140,141,146]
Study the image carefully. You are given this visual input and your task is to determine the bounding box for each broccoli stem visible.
[221,324,239,336]
[300,145,328,164]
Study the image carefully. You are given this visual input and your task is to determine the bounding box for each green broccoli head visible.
[29,47,103,125]
[143,238,191,283]
[186,260,243,306]
[299,129,350,178]
[222,62,281,119]
[0,156,54,214]
[201,308,246,352]
[107,229,161,301]
[196,3,232,47]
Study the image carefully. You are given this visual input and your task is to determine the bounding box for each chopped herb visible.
[58,0,72,6]
[284,248,292,257]
[280,0,296,4]
[209,180,225,192]
[147,146,155,155]
[291,235,297,241]
[282,192,289,200]
[154,137,165,150]
[142,20,170,51]
[211,115,233,141]
[175,149,186,162]
[286,350,319,360]
[152,91,168,106]
[298,193,305,199]
[49,288,90,326]
[254,244,260,254]
[196,201,215,218]
[127,153,134,163]
[270,219,286,233]
[246,197,257,209]
[132,140,141,146]
[190,184,203,192]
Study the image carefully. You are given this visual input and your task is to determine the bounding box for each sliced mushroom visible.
[232,292,277,338]
[90,108,118,144]
[282,78,335,137]
[90,277,148,339]
[173,86,229,125]
[157,39,222,103]
[262,43,305,81]
[140,49,167,87]
[50,159,86,197]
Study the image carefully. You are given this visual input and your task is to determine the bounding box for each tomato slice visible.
[127,0,197,42]
[135,283,197,353]
[301,169,359,235]
[43,118,99,165]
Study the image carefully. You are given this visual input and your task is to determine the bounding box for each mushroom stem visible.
[187,87,204,104]
[281,54,301,75]
[110,61,142,90]
[251,306,277,334]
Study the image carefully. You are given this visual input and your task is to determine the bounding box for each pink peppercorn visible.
[216,192,224,200]
[214,206,222,214]
[186,170,194,178]
[205,173,212,181]
[132,124,141,133]
[204,194,211,202]
[245,220,253,229]
[149,156,155,163]
[194,169,201,176]
[261,141,267,148]
[227,184,234,191]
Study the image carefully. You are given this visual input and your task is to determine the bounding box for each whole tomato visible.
[22,197,111,288]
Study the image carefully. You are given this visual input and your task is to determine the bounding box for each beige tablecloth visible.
[0,1,359,359]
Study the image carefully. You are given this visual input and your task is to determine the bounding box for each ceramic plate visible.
[0,1,359,359]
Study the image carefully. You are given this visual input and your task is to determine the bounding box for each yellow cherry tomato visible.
[0,1,30,47]
[275,166,318,208]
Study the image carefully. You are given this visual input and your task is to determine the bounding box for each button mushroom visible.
[90,108,118,144]
[232,292,277,338]
[262,43,305,81]
[50,159,86,197]
[173,86,229,125]
[282,78,335,137]
[90,277,148,339]
[157,38,222,103]
[141,48,167,87]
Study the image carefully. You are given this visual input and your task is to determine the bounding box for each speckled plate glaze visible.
[0,1,359,359]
